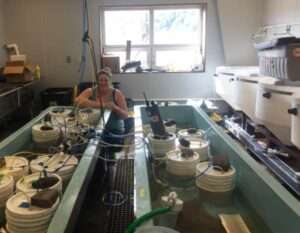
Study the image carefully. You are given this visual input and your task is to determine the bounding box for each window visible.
[100,5,206,73]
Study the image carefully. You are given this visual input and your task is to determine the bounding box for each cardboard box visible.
[3,61,34,83]
[101,55,120,73]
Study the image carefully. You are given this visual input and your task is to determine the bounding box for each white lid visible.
[196,162,236,178]
[6,191,59,218]
[17,173,62,193]
[178,129,204,140]
[0,157,28,175]
[167,149,199,163]
[30,154,78,174]
[50,109,71,116]
[216,66,259,76]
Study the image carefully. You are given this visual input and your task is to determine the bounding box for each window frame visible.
[99,4,207,73]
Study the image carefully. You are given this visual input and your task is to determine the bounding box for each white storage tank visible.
[255,82,300,145]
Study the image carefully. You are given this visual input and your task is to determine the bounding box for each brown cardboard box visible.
[101,55,120,73]
[3,61,34,83]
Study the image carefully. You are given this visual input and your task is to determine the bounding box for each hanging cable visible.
[78,0,106,125]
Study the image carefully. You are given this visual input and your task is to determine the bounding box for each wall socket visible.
[66,56,72,64]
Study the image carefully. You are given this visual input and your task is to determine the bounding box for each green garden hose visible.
[125,206,172,233]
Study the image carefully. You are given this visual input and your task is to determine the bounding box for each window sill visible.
[112,70,205,75]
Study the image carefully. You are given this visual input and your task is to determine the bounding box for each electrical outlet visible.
[66,56,72,64]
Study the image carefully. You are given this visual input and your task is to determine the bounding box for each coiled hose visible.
[125,207,172,233]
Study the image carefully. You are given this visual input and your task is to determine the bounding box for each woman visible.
[75,68,128,137]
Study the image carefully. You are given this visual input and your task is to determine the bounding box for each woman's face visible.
[98,73,110,90]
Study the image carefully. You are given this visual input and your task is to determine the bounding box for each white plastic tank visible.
[234,76,276,121]
[255,82,300,145]
[215,66,259,111]
[290,95,300,149]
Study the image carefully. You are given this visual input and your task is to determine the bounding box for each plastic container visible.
[35,65,41,80]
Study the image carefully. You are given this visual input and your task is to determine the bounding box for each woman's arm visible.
[107,90,128,119]
[75,88,101,108]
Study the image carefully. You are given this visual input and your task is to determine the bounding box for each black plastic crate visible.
[41,87,73,109]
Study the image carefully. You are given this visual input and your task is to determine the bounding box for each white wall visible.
[0,0,6,66]
[217,0,263,65]
[263,0,300,25]
[3,0,262,99]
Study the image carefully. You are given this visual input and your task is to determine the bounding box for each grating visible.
[105,158,135,233]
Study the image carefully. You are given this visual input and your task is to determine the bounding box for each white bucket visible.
[166,149,200,176]
[0,175,14,208]
[6,191,59,233]
[195,162,236,193]
[148,133,176,158]
[32,124,60,144]
[179,139,209,162]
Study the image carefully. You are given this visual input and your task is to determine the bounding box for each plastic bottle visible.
[35,65,41,80]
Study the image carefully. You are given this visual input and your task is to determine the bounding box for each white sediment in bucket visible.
[166,149,200,176]
[5,191,60,233]
[30,153,78,186]
[32,124,60,145]
[147,133,176,158]
[0,175,14,208]
[49,109,72,126]
[195,162,236,193]
[78,108,100,126]
[0,157,29,182]
[16,173,62,194]
[142,122,176,136]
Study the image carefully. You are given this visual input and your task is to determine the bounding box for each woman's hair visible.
[98,67,112,78]
[97,67,112,86]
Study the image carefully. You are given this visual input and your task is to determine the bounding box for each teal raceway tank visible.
[134,104,300,233]
[0,104,299,233]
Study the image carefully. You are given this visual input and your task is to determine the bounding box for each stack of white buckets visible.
[0,154,64,233]
[146,124,236,193]
[5,191,60,233]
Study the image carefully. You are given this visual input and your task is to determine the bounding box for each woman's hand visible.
[75,96,97,108]
[75,97,87,107]
[104,101,117,110]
